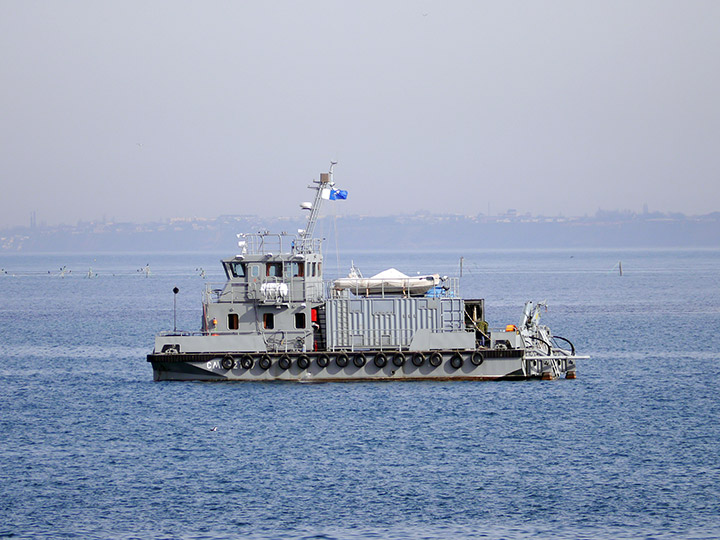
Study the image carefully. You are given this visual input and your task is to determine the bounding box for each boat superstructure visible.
[147,164,588,382]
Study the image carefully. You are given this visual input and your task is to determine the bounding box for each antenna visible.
[297,161,336,253]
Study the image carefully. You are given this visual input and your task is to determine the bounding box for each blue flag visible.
[330,189,348,200]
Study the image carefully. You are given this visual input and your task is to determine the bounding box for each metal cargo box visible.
[325,297,471,351]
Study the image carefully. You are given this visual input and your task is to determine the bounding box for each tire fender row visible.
[218,350,485,371]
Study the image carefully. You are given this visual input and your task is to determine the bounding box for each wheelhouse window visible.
[229,262,246,278]
[251,265,259,277]
[263,313,274,329]
[228,313,239,330]
[291,261,304,277]
[295,312,306,329]
[266,262,283,277]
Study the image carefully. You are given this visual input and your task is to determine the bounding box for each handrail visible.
[327,277,459,299]
[237,232,311,256]
[203,275,324,304]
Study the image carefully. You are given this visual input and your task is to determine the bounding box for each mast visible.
[296,161,336,254]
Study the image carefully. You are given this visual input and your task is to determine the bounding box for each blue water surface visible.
[1,249,719,539]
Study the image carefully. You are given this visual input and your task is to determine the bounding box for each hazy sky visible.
[1,1,719,228]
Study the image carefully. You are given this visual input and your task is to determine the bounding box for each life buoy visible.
[336,353,349,368]
[258,355,271,370]
[471,351,484,366]
[429,352,442,367]
[374,352,387,368]
[278,355,291,370]
[450,352,464,369]
[297,355,310,370]
[353,353,366,368]
[221,355,234,370]
[412,352,425,367]
[317,354,330,368]
[392,352,406,367]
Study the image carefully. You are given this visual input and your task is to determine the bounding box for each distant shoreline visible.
[2,212,718,252]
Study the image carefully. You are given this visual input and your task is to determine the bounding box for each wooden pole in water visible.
[619,261,623,276]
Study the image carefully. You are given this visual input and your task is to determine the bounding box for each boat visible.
[147,163,588,382]
[333,265,443,297]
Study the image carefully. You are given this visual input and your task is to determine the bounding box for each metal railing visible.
[203,277,324,305]
[293,237,323,255]
[237,232,323,256]
[327,276,459,299]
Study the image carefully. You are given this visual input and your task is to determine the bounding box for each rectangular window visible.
[317,262,322,276]
[230,262,246,278]
[263,313,274,329]
[266,262,283,277]
[228,313,239,330]
[292,261,304,277]
[251,265,259,277]
[295,312,306,329]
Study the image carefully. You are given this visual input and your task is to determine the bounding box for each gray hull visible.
[147,349,578,382]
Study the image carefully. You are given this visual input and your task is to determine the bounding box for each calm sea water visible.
[1,248,719,540]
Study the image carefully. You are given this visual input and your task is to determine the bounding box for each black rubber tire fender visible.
[316,354,330,368]
[221,355,235,370]
[412,352,425,367]
[353,353,366,368]
[258,354,272,370]
[429,352,442,368]
[450,352,464,369]
[278,355,292,370]
[240,354,254,370]
[470,351,484,366]
[392,352,406,367]
[336,353,349,368]
[374,352,388,368]
[297,355,310,370]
